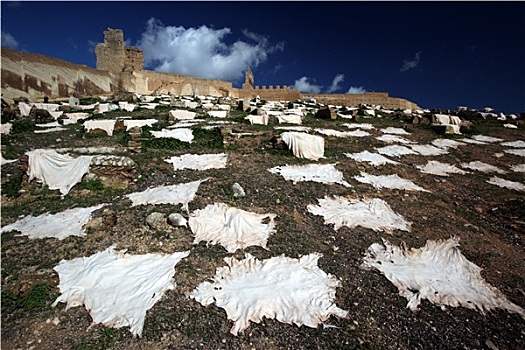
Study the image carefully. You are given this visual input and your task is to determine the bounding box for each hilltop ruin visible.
[1,28,419,109]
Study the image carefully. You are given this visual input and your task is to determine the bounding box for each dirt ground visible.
[1,104,524,350]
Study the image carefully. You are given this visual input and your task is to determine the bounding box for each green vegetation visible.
[1,173,23,198]
[74,327,122,350]
[1,283,55,315]
[77,179,104,191]
[11,119,36,133]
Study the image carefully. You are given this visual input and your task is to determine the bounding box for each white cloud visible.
[1,31,19,50]
[326,74,345,93]
[400,52,421,72]
[137,18,283,82]
[294,76,322,93]
[347,86,366,94]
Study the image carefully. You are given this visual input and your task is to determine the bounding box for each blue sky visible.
[1,1,524,113]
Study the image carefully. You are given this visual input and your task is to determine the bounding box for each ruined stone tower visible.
[95,28,143,73]
[242,67,254,90]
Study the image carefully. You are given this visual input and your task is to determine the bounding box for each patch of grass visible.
[143,136,190,150]
[2,143,22,159]
[192,127,223,148]
[1,283,55,315]
[1,173,23,198]
[22,283,54,311]
[74,327,122,350]
[79,97,99,105]
[11,119,36,133]
[77,179,104,191]
[114,129,131,146]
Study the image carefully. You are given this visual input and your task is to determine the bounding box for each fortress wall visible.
[128,70,237,97]
[1,48,116,101]
[239,86,301,101]
[124,47,144,72]
[302,93,420,110]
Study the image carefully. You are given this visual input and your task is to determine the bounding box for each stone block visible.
[315,107,337,120]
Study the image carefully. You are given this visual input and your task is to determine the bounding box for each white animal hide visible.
[460,138,487,145]
[281,132,325,160]
[268,163,351,187]
[347,130,371,137]
[486,176,525,191]
[274,126,312,132]
[472,135,504,143]
[307,196,411,233]
[169,110,197,120]
[501,140,525,148]
[83,120,117,136]
[26,149,92,195]
[376,135,414,144]
[165,153,228,171]
[314,128,367,138]
[504,149,525,157]
[246,114,269,125]
[1,154,16,165]
[460,161,506,174]
[190,253,348,335]
[123,119,158,130]
[18,102,32,116]
[381,127,409,135]
[126,179,206,212]
[510,164,525,172]
[376,145,418,158]
[409,144,449,156]
[1,204,104,239]
[1,123,12,134]
[354,172,429,192]
[277,114,302,125]
[417,160,468,176]
[189,203,276,253]
[434,114,451,125]
[119,101,136,112]
[342,123,375,130]
[34,127,66,133]
[431,139,465,149]
[361,238,525,318]
[151,128,194,143]
[207,110,228,118]
[345,150,399,166]
[53,246,190,337]
[63,112,90,125]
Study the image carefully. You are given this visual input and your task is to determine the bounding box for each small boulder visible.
[315,107,337,120]
[232,182,246,197]
[146,212,166,230]
[168,213,187,227]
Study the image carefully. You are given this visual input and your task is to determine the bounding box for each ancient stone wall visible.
[1,48,116,101]
[239,85,301,102]
[301,92,420,110]
[124,70,237,98]
[124,47,144,72]
[96,28,143,74]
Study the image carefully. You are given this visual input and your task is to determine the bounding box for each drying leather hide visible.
[361,238,525,319]
[190,253,348,335]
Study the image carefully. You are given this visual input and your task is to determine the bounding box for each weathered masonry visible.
[1,28,420,109]
[95,28,143,73]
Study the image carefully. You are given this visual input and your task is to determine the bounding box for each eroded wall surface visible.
[1,48,116,101]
